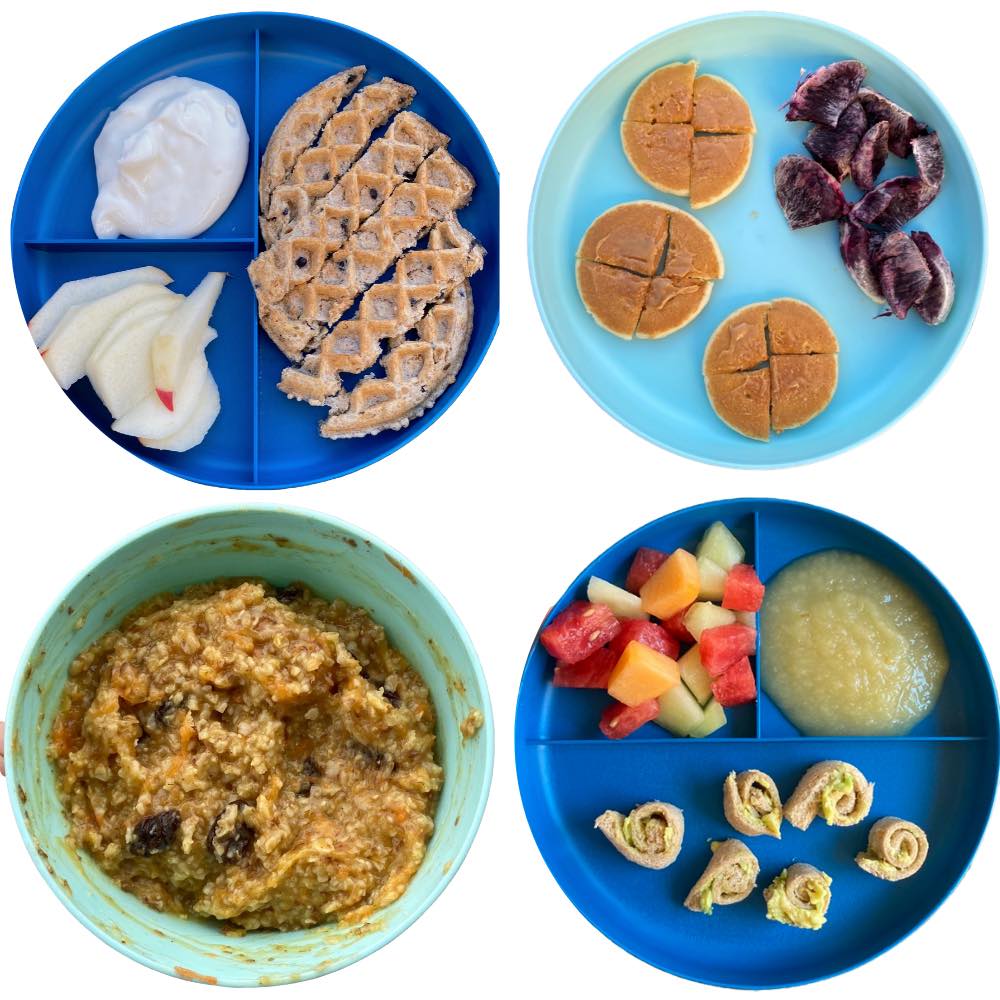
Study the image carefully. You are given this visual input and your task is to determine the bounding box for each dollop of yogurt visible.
[92,76,249,239]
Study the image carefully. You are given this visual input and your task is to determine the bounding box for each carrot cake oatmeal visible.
[49,579,442,930]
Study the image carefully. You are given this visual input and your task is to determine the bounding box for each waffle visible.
[314,281,473,438]
[259,150,476,360]
[259,67,365,221]
[250,112,449,316]
[278,217,484,404]
[261,78,416,247]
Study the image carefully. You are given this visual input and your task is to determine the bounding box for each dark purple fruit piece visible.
[852,175,936,230]
[850,121,890,192]
[858,87,926,157]
[207,802,256,863]
[804,100,867,180]
[839,219,885,303]
[775,155,849,229]
[129,810,181,856]
[911,230,955,325]
[873,231,932,319]
[785,60,867,128]
[911,132,944,192]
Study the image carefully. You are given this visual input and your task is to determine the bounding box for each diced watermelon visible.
[662,606,695,644]
[553,648,617,688]
[700,624,757,677]
[722,564,765,612]
[625,547,668,594]
[712,657,757,707]
[608,619,680,660]
[599,699,659,739]
[540,601,621,664]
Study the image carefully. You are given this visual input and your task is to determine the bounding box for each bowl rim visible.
[3,502,495,987]
[9,10,501,490]
[526,9,989,470]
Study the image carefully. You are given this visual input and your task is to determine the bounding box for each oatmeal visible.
[50,580,442,930]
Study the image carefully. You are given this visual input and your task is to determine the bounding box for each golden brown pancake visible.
[705,369,771,441]
[767,297,839,354]
[621,123,693,195]
[577,201,670,276]
[664,210,725,281]
[576,259,649,338]
[692,74,756,133]
[770,354,839,432]
[636,277,712,339]
[690,134,754,209]
[703,303,769,374]
[624,61,697,124]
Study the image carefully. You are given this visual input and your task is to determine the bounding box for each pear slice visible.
[141,370,220,452]
[112,332,215,439]
[151,272,226,411]
[86,294,183,418]
[29,266,171,348]
[43,283,176,389]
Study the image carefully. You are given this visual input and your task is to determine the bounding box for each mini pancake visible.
[625,61,697,124]
[690,134,754,209]
[767,297,838,354]
[577,201,670,276]
[636,278,712,339]
[664,209,725,281]
[703,302,769,374]
[692,74,756,133]
[770,354,839,431]
[705,368,771,442]
[576,259,649,339]
[621,123,693,195]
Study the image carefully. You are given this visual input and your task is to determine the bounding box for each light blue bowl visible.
[4,506,493,986]
[528,12,987,468]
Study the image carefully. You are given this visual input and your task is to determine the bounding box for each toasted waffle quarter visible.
[622,62,755,208]
[576,200,723,339]
[703,298,839,441]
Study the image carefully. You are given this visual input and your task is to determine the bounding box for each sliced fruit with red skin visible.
[711,657,757,707]
[700,624,757,678]
[663,607,695,644]
[722,564,765,613]
[539,601,621,664]
[599,699,660,739]
[609,619,679,660]
[553,648,618,689]
[625,547,668,594]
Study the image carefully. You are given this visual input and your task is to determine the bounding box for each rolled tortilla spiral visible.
[683,838,759,914]
[764,862,832,930]
[856,816,929,881]
[784,759,874,830]
[723,769,782,838]
[594,801,684,869]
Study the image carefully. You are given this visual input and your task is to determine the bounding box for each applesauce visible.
[761,551,948,736]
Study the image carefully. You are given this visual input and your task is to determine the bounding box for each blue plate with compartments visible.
[527,13,986,468]
[10,12,499,489]
[515,499,999,988]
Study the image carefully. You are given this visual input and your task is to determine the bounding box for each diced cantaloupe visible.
[655,682,705,736]
[683,601,736,641]
[689,697,727,738]
[639,548,700,620]
[697,556,728,601]
[678,644,714,704]
[587,576,649,620]
[696,522,745,572]
[608,640,680,706]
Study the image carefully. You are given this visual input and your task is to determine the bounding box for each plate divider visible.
[249,28,262,484]
[752,507,762,740]
[523,735,986,747]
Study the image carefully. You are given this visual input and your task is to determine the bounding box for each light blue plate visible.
[528,13,986,468]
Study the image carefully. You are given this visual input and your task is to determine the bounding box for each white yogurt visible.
[92,76,249,239]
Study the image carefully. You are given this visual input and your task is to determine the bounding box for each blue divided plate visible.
[528,13,986,468]
[11,12,499,488]
[515,499,999,988]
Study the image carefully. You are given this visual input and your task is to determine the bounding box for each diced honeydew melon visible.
[587,576,648,620]
[655,682,705,737]
[683,601,737,642]
[43,283,175,388]
[696,521,745,573]
[112,347,210,438]
[689,697,727,738]
[697,556,728,601]
[86,295,183,418]
[734,610,757,629]
[678,644,714,705]
[141,371,220,452]
[29,266,171,348]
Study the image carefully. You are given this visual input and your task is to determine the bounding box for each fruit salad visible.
[540,521,763,739]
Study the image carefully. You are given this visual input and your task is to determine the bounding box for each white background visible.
[0,0,996,996]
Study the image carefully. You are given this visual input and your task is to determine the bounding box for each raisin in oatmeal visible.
[50,580,442,930]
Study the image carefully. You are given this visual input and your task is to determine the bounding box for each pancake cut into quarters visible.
[622,61,755,208]
[703,298,839,441]
[576,200,724,339]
